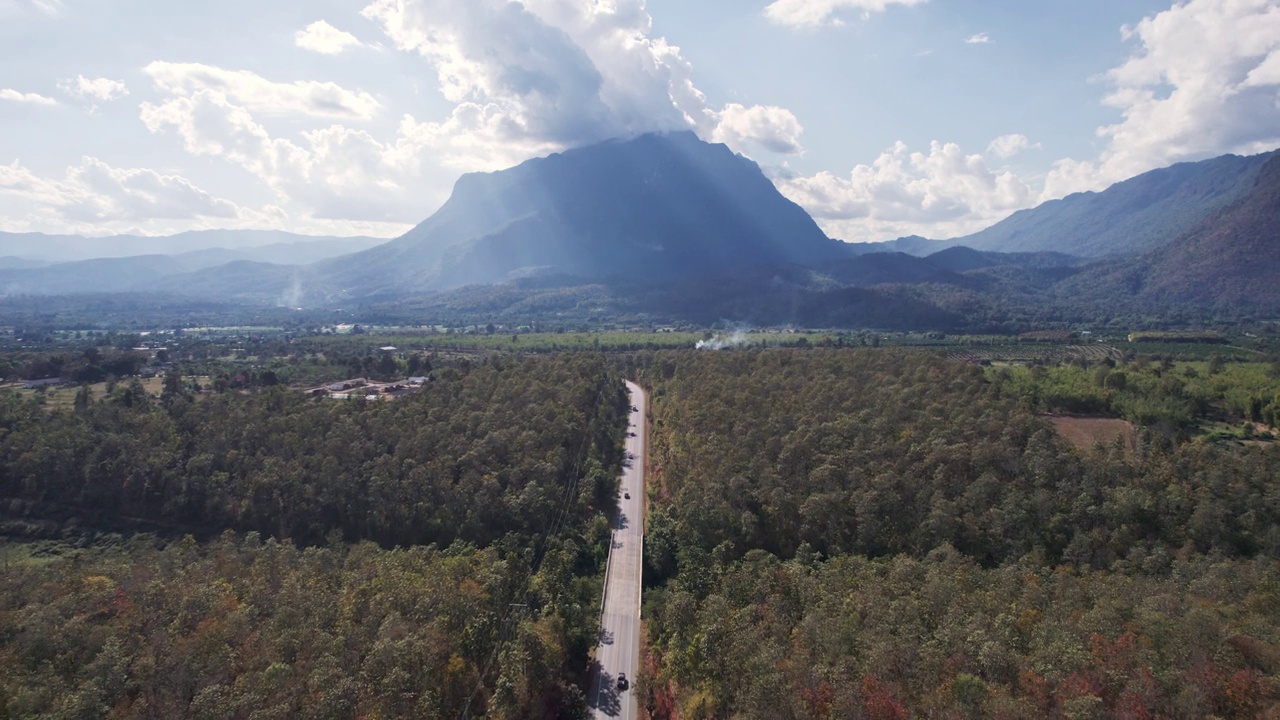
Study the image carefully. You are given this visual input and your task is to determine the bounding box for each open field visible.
[1045,415,1136,452]
[3,376,213,410]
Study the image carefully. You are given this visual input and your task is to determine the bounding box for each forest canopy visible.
[631,349,1280,718]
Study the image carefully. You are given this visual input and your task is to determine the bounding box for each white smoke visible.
[696,329,749,350]
[278,274,304,308]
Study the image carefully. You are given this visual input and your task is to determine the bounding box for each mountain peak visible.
[323,131,843,295]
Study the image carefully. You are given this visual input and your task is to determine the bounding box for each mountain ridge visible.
[951,150,1277,257]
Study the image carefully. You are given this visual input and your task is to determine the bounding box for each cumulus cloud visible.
[987,133,1039,159]
[362,0,674,150]
[58,75,129,103]
[295,20,363,54]
[358,0,798,167]
[0,88,57,106]
[712,103,805,154]
[140,90,430,221]
[143,61,380,120]
[775,139,1036,241]
[965,33,990,44]
[1044,0,1280,198]
[0,157,242,226]
[763,0,927,28]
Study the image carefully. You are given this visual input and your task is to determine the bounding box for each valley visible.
[4,0,1280,716]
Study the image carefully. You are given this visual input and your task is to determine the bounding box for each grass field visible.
[8,376,213,410]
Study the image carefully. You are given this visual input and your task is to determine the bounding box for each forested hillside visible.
[1057,152,1280,317]
[633,349,1280,718]
[952,150,1274,257]
[0,354,630,718]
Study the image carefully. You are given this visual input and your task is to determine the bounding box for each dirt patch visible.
[1045,415,1136,453]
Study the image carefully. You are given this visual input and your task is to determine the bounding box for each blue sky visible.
[2,0,1279,244]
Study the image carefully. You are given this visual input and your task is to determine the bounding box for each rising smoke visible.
[696,329,749,350]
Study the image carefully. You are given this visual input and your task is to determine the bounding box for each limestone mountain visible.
[315,131,846,296]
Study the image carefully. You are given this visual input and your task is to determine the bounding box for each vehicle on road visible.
[624,492,630,499]
[616,673,629,691]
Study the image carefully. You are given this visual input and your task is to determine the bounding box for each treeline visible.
[630,349,1280,717]
[0,347,148,383]
[994,357,1280,430]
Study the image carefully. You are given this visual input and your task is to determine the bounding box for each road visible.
[588,380,646,720]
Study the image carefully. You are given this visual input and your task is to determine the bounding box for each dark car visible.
[624,492,630,499]
[616,673,629,691]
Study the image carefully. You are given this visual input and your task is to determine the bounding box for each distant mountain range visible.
[0,235,385,298]
[1,135,1276,328]
[0,229,387,264]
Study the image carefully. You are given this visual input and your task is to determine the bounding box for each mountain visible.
[0,255,187,295]
[842,235,954,257]
[316,131,846,295]
[1058,152,1280,314]
[169,237,388,271]
[0,238,385,299]
[0,230,387,264]
[925,246,1084,273]
[952,150,1277,258]
[0,257,50,270]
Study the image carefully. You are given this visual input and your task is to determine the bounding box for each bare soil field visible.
[1045,415,1136,452]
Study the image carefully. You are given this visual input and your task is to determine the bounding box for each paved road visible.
[588,380,646,720]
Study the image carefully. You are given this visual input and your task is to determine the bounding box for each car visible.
[624,492,630,499]
[616,673,629,691]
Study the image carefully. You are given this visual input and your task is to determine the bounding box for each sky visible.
[1,0,1279,244]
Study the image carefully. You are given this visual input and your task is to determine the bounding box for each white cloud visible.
[1044,0,1280,198]
[362,0,648,149]
[712,103,804,154]
[965,33,990,44]
[987,133,1039,159]
[763,0,927,28]
[143,61,380,120]
[295,20,363,55]
[357,0,800,170]
[62,157,241,222]
[140,90,435,222]
[775,139,1036,241]
[58,75,129,102]
[0,157,242,226]
[0,88,57,106]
